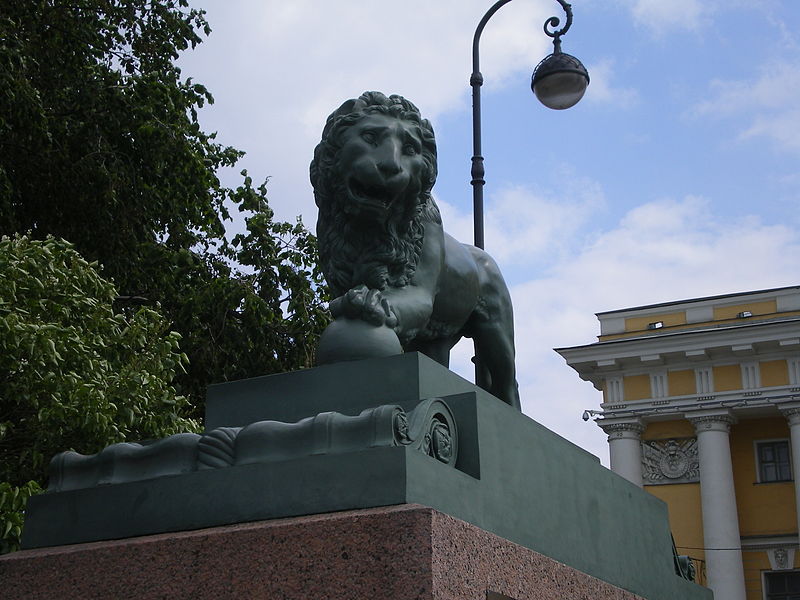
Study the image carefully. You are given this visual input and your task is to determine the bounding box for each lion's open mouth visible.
[348,177,395,208]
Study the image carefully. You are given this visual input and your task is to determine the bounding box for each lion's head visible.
[311,92,441,296]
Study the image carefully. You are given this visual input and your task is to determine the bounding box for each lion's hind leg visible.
[464,248,521,411]
[469,316,520,410]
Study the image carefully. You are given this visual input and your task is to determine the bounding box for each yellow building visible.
[556,286,800,600]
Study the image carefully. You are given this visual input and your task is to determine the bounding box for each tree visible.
[0,235,199,552]
[0,0,330,417]
[0,0,330,551]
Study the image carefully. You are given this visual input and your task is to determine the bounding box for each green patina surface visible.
[205,351,480,428]
[25,353,710,600]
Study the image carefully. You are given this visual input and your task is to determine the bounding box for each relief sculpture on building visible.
[642,437,699,485]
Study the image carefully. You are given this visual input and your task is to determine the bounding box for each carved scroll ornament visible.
[48,398,458,492]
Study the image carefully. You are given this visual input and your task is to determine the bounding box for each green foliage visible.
[0,235,199,552]
[0,481,42,554]
[0,0,330,418]
[0,0,230,253]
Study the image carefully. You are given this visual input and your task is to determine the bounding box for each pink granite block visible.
[429,510,643,600]
[1,504,644,600]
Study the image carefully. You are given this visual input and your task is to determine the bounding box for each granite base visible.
[2,504,645,600]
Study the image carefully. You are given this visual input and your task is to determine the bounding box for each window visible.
[757,441,792,483]
[764,571,800,600]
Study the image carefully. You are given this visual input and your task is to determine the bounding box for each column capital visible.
[777,401,800,426]
[598,418,645,440]
[686,409,736,433]
[598,417,645,487]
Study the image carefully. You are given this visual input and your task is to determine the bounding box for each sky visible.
[178,0,800,465]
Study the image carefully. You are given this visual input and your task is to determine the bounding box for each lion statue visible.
[310,91,520,410]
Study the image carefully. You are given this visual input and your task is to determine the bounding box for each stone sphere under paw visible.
[315,317,403,365]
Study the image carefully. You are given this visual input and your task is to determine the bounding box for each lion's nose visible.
[376,143,402,177]
[377,159,401,176]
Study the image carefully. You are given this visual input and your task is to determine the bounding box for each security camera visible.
[582,410,591,422]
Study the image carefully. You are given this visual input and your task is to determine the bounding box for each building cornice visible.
[555,318,800,386]
[590,386,800,424]
[594,285,800,318]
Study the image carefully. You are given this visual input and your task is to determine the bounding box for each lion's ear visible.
[321,98,358,140]
[333,98,357,118]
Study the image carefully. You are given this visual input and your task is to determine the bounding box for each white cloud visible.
[694,62,800,116]
[691,62,800,153]
[742,108,800,152]
[438,170,606,267]
[584,59,639,108]
[623,0,713,35]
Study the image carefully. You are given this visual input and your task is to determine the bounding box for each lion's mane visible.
[310,92,441,297]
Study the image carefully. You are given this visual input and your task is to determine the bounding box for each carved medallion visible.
[768,547,796,571]
[642,437,699,485]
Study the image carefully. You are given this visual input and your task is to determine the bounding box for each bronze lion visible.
[310,92,519,409]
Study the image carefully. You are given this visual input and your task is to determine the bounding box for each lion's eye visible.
[403,143,418,156]
[361,131,376,144]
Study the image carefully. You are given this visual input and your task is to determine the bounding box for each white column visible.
[688,410,746,600]
[778,403,800,544]
[599,418,645,487]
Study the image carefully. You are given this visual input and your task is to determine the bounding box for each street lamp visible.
[470,0,589,249]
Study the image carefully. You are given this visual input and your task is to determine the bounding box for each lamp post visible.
[470,0,589,249]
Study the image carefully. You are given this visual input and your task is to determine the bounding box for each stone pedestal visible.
[2,504,647,600]
[8,354,710,600]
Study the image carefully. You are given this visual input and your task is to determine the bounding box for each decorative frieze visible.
[642,437,699,485]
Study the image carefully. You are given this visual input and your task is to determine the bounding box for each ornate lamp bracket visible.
[543,0,574,54]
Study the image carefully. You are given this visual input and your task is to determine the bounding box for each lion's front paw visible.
[330,285,398,328]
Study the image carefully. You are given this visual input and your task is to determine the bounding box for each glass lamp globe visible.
[531,51,589,110]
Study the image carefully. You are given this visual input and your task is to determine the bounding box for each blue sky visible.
[180,0,800,463]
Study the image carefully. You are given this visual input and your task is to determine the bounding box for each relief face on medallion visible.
[642,437,699,485]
